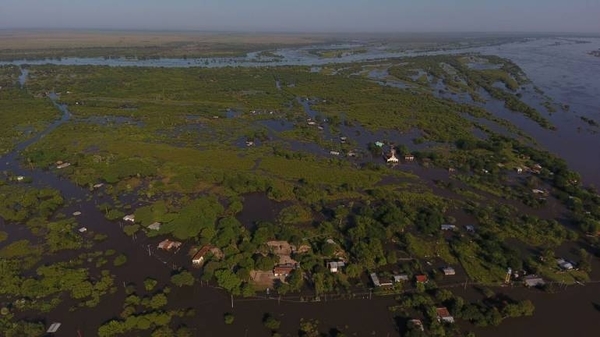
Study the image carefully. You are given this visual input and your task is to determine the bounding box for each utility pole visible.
[369,288,372,300]
[231,294,234,309]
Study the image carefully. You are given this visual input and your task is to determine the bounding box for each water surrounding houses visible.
[1,37,600,337]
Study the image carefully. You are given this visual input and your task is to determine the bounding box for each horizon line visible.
[1,27,599,36]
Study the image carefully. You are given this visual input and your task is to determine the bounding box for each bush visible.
[263,313,281,331]
[224,313,235,325]
[113,254,127,267]
[170,271,195,287]
[144,278,158,291]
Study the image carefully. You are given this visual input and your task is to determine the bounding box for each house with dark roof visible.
[273,264,295,277]
[192,246,211,265]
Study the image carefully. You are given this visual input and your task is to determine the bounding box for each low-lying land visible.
[0,52,599,337]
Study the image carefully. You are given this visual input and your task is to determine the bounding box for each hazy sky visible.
[1,0,599,33]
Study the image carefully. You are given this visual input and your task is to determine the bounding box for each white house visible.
[386,147,399,163]
[393,274,409,283]
[123,214,135,222]
[56,162,71,169]
[556,258,574,270]
[441,224,456,231]
[327,261,345,273]
[442,267,456,276]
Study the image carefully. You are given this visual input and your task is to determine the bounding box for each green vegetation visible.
[113,254,128,267]
[391,288,534,336]
[144,278,158,291]
[170,271,195,287]
[0,185,64,223]
[224,312,235,325]
[263,313,281,331]
[0,66,61,154]
[387,55,553,129]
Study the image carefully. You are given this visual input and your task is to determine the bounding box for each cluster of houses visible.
[404,307,454,333]
[122,214,163,231]
[370,267,456,288]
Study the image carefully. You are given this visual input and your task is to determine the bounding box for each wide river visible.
[1,37,600,336]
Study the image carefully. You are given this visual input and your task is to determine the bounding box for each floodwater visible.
[236,192,284,230]
[472,38,600,187]
[2,37,600,336]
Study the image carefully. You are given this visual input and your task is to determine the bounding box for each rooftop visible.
[436,307,452,318]
[415,274,428,283]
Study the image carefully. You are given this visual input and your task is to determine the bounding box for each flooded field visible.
[1,36,600,336]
